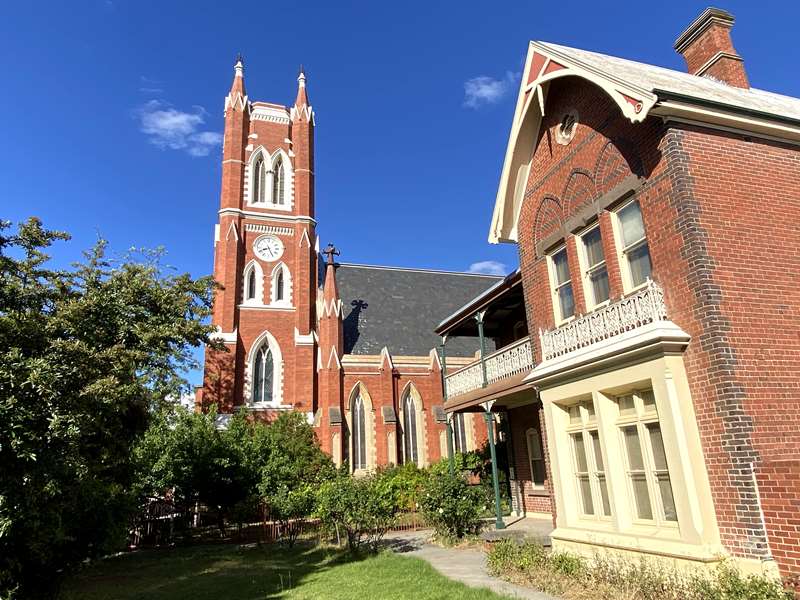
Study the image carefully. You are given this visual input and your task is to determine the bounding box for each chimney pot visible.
[674,7,749,89]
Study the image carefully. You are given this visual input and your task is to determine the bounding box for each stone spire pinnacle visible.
[295,64,309,107]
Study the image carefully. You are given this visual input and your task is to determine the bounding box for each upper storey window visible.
[549,247,575,323]
[253,155,267,203]
[615,199,651,290]
[580,225,610,308]
[272,156,285,205]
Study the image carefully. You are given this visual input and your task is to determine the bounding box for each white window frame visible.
[564,399,611,521]
[611,198,651,293]
[525,428,546,489]
[577,223,610,310]
[269,262,292,307]
[245,147,294,211]
[242,260,264,306]
[614,389,678,528]
[547,244,576,325]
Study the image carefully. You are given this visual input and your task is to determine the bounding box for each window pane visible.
[583,400,596,420]
[583,227,605,267]
[631,473,653,520]
[590,267,610,305]
[568,405,581,424]
[558,284,575,319]
[622,426,644,470]
[579,476,594,515]
[617,395,636,416]
[553,249,570,284]
[572,434,588,472]
[263,350,273,404]
[252,349,263,403]
[628,242,652,287]
[247,271,256,299]
[527,430,543,460]
[647,423,668,471]
[597,474,611,516]
[657,473,678,522]
[532,459,547,485]
[641,390,657,412]
[590,431,603,470]
[618,201,645,247]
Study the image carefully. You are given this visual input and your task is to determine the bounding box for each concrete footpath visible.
[384,531,557,600]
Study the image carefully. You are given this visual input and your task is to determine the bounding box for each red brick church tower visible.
[197,57,499,468]
[197,57,318,421]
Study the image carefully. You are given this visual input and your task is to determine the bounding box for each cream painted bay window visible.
[616,390,677,525]
[566,400,611,518]
[580,225,610,308]
[615,200,652,289]
[549,247,575,323]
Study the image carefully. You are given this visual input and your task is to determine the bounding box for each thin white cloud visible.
[139,87,164,95]
[135,100,222,157]
[463,71,520,109]
[468,260,507,276]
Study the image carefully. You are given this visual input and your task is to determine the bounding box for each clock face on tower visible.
[253,235,284,262]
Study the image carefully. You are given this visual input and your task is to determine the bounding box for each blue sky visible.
[2,1,798,383]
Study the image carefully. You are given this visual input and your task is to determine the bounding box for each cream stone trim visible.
[399,382,428,467]
[242,259,265,306]
[542,355,723,567]
[652,101,800,144]
[269,262,292,307]
[211,326,237,345]
[488,41,657,244]
[243,146,294,210]
[346,382,376,473]
[245,224,294,237]
[244,329,284,408]
[219,208,316,226]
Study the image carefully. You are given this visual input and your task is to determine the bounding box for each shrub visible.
[487,539,793,600]
[419,471,484,540]
[315,469,400,552]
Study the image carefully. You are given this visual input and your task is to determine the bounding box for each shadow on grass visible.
[62,541,370,600]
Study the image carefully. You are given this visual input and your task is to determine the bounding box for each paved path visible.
[384,531,557,600]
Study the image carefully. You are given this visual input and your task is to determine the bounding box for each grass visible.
[62,543,509,600]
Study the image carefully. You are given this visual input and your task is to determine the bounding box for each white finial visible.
[234,53,244,78]
[298,64,306,88]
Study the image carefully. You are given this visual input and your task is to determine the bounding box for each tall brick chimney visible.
[674,7,749,89]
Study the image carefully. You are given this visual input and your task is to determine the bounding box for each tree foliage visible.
[0,218,217,599]
[419,471,485,540]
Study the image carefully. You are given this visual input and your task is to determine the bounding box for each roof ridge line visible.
[336,262,506,277]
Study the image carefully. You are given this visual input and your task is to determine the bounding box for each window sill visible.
[246,403,293,411]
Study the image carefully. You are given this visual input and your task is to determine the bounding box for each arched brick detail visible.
[561,168,596,217]
[593,138,640,194]
[533,196,564,257]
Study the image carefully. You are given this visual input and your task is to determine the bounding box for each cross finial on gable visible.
[322,243,340,265]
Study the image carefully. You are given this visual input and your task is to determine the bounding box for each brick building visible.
[195,59,496,469]
[442,7,800,584]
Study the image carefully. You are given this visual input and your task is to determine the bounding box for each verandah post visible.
[484,402,505,530]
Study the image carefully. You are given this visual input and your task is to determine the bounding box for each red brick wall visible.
[756,460,800,588]
[507,405,552,515]
[515,75,800,571]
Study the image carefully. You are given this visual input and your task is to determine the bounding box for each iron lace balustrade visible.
[539,279,668,362]
[445,336,533,398]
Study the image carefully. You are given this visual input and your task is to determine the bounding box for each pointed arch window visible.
[272,156,284,205]
[351,392,367,471]
[275,270,284,302]
[246,270,257,301]
[251,343,274,404]
[253,154,267,203]
[402,392,418,465]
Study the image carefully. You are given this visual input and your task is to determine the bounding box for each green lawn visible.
[62,543,508,600]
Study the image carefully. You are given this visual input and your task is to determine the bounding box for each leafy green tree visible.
[0,218,217,599]
[134,406,258,532]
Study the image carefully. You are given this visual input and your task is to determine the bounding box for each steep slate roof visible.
[328,263,503,357]
[540,41,800,123]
